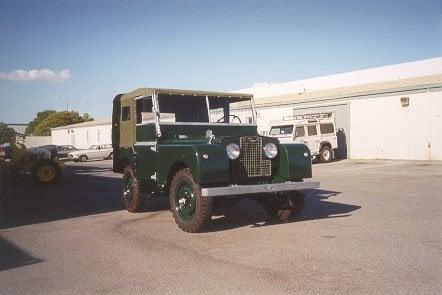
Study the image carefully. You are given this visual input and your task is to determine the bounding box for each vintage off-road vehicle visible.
[112,88,319,232]
[269,113,338,163]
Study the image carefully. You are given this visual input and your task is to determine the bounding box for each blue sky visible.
[0,0,441,123]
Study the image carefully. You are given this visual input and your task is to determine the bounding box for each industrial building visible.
[51,119,112,149]
[233,57,442,161]
[48,58,441,160]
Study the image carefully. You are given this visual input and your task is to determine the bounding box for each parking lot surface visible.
[1,159,441,294]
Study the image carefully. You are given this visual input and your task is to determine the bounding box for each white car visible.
[68,144,113,162]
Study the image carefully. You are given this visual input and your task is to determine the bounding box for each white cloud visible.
[0,69,71,82]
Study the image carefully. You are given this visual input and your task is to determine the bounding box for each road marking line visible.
[335,162,404,171]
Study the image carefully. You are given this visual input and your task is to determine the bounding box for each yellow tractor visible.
[0,141,64,186]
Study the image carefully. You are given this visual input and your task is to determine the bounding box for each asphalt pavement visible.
[0,159,441,294]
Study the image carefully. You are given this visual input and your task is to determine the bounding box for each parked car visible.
[56,145,77,159]
[112,87,319,232]
[269,113,338,163]
[68,144,113,162]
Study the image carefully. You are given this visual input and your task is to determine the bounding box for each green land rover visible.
[112,88,319,232]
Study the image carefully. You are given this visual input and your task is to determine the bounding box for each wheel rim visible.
[123,175,134,203]
[175,181,196,222]
[323,149,330,161]
[38,164,56,182]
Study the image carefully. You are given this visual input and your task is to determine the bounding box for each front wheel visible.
[319,146,332,163]
[122,165,144,212]
[169,168,212,233]
[262,191,305,222]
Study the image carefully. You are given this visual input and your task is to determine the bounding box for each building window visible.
[86,130,90,143]
[97,130,101,143]
[307,125,317,136]
[246,116,253,124]
[121,106,131,121]
[320,123,335,134]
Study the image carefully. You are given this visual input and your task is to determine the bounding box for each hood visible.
[69,149,91,154]
[161,134,279,146]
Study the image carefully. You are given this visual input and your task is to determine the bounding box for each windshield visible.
[269,125,294,136]
[157,94,253,124]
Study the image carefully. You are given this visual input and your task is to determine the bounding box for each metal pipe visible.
[205,95,211,122]
[152,91,162,138]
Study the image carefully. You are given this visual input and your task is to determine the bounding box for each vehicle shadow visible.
[205,189,360,232]
[0,236,43,271]
[0,163,124,229]
[1,162,360,233]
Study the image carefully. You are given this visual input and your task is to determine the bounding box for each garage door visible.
[293,103,350,159]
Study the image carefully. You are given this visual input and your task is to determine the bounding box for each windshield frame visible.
[139,91,256,137]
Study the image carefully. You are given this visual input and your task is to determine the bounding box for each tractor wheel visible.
[122,165,144,212]
[169,168,212,233]
[262,190,305,222]
[319,146,332,163]
[31,160,62,185]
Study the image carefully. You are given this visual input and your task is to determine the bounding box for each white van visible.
[269,113,337,163]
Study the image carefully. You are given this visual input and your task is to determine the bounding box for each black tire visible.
[169,168,212,233]
[79,155,88,162]
[107,152,113,160]
[31,160,62,185]
[122,165,144,212]
[319,146,332,163]
[262,190,305,222]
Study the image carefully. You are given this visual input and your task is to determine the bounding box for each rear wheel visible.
[79,155,88,162]
[169,168,212,232]
[319,146,332,163]
[122,165,144,212]
[31,160,61,185]
[262,190,305,222]
[107,152,113,159]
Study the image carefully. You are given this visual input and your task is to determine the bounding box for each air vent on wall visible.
[401,97,410,107]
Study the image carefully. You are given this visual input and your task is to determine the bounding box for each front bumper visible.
[201,181,319,197]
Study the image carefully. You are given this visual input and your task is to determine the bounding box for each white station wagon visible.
[68,144,113,162]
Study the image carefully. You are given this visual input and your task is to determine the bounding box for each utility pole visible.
[57,94,69,112]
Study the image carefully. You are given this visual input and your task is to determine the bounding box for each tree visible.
[81,113,94,122]
[25,110,56,135]
[33,111,95,136]
[0,122,16,144]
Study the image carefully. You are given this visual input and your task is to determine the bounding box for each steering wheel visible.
[216,115,242,124]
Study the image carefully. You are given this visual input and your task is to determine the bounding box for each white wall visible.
[51,124,112,149]
[230,105,293,135]
[350,90,442,160]
[24,136,52,148]
[51,129,71,146]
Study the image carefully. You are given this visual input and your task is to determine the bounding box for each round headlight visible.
[226,143,240,160]
[263,143,278,158]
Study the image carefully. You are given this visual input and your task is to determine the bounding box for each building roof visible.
[251,74,442,108]
[238,57,442,99]
[51,118,111,131]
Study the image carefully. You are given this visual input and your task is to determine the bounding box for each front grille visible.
[230,136,271,178]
